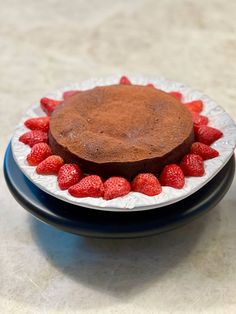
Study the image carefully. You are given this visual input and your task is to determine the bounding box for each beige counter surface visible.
[1,0,236,313]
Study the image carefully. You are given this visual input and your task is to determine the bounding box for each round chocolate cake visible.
[49,85,194,179]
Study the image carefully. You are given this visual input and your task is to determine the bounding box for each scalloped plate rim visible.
[11,75,236,212]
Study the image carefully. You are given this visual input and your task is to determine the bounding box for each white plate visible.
[11,76,236,212]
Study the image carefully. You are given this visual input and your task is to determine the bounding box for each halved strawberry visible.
[194,125,223,145]
[146,83,155,88]
[185,100,203,113]
[119,76,132,85]
[40,97,63,116]
[36,155,64,175]
[57,164,83,190]
[191,111,208,126]
[159,164,185,189]
[168,91,183,101]
[132,173,162,196]
[68,175,104,198]
[190,142,219,160]
[104,177,131,200]
[19,130,48,147]
[27,143,52,166]
[24,116,50,132]
[180,154,204,177]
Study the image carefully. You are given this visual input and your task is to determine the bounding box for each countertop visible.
[1,0,236,313]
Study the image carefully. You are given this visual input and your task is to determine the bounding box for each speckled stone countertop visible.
[1,0,236,313]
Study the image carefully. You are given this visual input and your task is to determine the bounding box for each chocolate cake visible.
[49,85,194,180]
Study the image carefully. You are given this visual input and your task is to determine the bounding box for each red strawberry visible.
[57,164,83,190]
[119,76,132,85]
[68,175,104,198]
[36,155,64,175]
[132,173,162,196]
[27,143,52,166]
[180,154,204,177]
[159,164,185,189]
[190,142,219,160]
[40,97,63,116]
[147,83,155,88]
[63,90,79,99]
[24,116,50,132]
[19,130,48,147]
[103,177,131,200]
[191,111,208,126]
[185,100,203,113]
[194,125,223,145]
[168,91,183,101]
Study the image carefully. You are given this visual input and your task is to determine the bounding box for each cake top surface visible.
[50,84,193,163]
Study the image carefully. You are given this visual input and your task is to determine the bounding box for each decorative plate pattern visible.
[11,76,236,212]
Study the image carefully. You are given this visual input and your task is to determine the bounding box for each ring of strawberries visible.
[19,76,223,201]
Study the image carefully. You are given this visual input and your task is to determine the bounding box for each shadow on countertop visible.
[30,205,221,300]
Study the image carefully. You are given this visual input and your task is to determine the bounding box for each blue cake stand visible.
[4,143,235,238]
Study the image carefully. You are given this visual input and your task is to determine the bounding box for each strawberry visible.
[119,76,132,85]
[24,116,50,132]
[40,97,63,116]
[194,125,223,145]
[63,90,80,100]
[185,100,203,113]
[190,142,219,160]
[132,173,162,196]
[36,155,64,175]
[27,143,52,166]
[191,111,208,126]
[147,83,155,88]
[168,91,183,101]
[103,177,131,200]
[19,130,48,147]
[57,164,83,190]
[68,175,104,198]
[180,154,204,177]
[159,164,185,189]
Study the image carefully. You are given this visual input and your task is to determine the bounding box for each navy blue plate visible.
[4,143,235,238]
